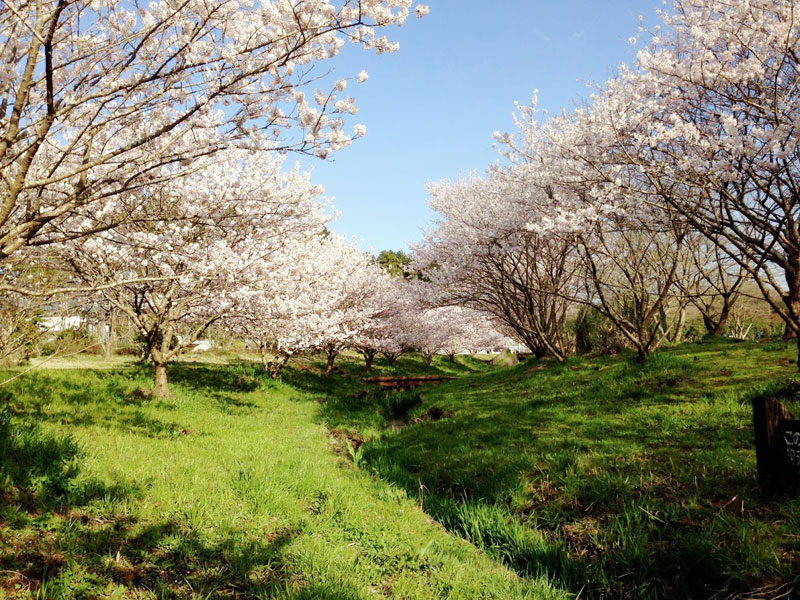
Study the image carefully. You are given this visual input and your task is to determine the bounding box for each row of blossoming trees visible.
[413,0,800,367]
[0,0,515,396]
[5,0,798,395]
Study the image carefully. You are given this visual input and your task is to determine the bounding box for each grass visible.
[0,357,560,599]
[1,341,799,598]
[354,342,800,598]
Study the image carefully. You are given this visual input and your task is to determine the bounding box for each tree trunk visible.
[635,343,648,363]
[385,354,398,367]
[448,353,456,363]
[796,335,800,372]
[259,345,269,370]
[268,352,290,379]
[324,349,338,377]
[702,312,717,336]
[104,310,115,360]
[781,266,800,368]
[713,297,732,335]
[668,307,686,344]
[424,352,433,366]
[153,361,169,397]
[360,349,377,370]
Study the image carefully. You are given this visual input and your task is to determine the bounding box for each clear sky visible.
[298,0,665,254]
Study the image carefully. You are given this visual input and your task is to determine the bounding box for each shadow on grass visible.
[0,404,82,510]
[1,362,269,438]
[2,504,312,598]
[278,353,492,436]
[167,362,262,395]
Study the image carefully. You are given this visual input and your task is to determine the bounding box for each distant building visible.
[38,315,82,332]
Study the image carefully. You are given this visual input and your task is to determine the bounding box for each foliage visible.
[376,250,415,279]
[40,327,97,357]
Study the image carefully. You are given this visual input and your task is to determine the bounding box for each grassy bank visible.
[0,356,561,599]
[356,340,800,598]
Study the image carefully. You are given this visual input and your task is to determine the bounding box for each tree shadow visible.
[0,404,83,510]
[167,362,262,396]
[1,363,262,438]
[3,506,304,598]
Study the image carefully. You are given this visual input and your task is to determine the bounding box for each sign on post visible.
[779,420,800,472]
[752,396,799,490]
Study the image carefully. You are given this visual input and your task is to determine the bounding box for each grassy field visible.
[1,341,799,598]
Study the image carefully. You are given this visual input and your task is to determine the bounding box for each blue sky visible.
[298,0,664,254]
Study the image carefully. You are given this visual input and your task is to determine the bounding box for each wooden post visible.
[752,396,795,489]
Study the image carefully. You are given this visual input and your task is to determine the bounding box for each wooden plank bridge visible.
[361,375,457,390]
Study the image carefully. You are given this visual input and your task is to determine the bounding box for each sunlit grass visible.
[0,356,561,599]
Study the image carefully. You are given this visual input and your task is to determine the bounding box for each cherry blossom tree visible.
[587,0,800,363]
[352,275,416,369]
[412,305,512,364]
[222,238,333,378]
[0,0,426,263]
[229,231,382,378]
[497,89,698,360]
[311,239,384,376]
[416,171,580,361]
[61,149,327,395]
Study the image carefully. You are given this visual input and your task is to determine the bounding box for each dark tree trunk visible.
[267,352,290,379]
[781,262,800,361]
[702,312,716,336]
[324,349,338,377]
[360,349,378,370]
[714,297,732,335]
[153,361,169,397]
[635,344,647,363]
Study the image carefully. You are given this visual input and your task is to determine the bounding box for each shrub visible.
[39,327,97,357]
[572,306,628,355]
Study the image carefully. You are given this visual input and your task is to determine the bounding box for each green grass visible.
[0,357,560,599]
[354,343,800,599]
[1,342,799,598]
